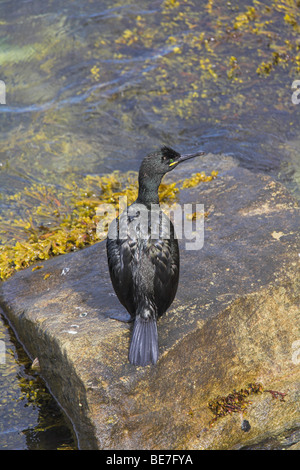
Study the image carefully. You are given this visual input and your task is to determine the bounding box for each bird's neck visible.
[136,172,163,208]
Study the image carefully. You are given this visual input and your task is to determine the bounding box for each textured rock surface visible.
[0,154,299,450]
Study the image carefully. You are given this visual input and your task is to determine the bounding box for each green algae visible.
[0,44,35,65]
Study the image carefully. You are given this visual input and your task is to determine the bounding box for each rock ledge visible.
[0,155,299,449]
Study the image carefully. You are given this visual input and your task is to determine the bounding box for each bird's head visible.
[140,146,205,176]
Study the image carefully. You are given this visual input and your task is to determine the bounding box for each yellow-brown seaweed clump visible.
[0,169,218,281]
[208,383,286,426]
[182,170,218,188]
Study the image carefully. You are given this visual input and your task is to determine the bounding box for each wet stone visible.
[0,154,299,449]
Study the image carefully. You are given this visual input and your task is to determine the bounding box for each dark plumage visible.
[106,146,204,366]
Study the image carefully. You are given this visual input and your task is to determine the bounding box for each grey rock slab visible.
[0,154,299,449]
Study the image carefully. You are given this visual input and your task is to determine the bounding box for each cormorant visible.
[106,146,204,366]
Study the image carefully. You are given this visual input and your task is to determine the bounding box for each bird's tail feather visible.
[129,316,158,366]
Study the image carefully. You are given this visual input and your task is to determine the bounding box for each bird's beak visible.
[169,151,205,167]
[178,150,205,163]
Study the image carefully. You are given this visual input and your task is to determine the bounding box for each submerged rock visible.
[0,155,299,450]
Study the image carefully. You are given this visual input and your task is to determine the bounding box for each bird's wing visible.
[106,219,136,316]
[148,220,180,316]
[107,209,179,318]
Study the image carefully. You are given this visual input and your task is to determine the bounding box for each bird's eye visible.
[169,159,174,163]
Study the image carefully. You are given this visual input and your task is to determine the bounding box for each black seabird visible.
[106,146,204,366]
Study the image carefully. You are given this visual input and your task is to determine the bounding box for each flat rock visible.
[0,154,299,450]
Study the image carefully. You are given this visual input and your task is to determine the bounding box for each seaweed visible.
[0,169,218,281]
[208,382,287,427]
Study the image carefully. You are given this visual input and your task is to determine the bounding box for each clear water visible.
[0,0,299,449]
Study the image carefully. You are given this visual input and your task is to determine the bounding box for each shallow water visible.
[0,0,300,449]
[0,309,76,449]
